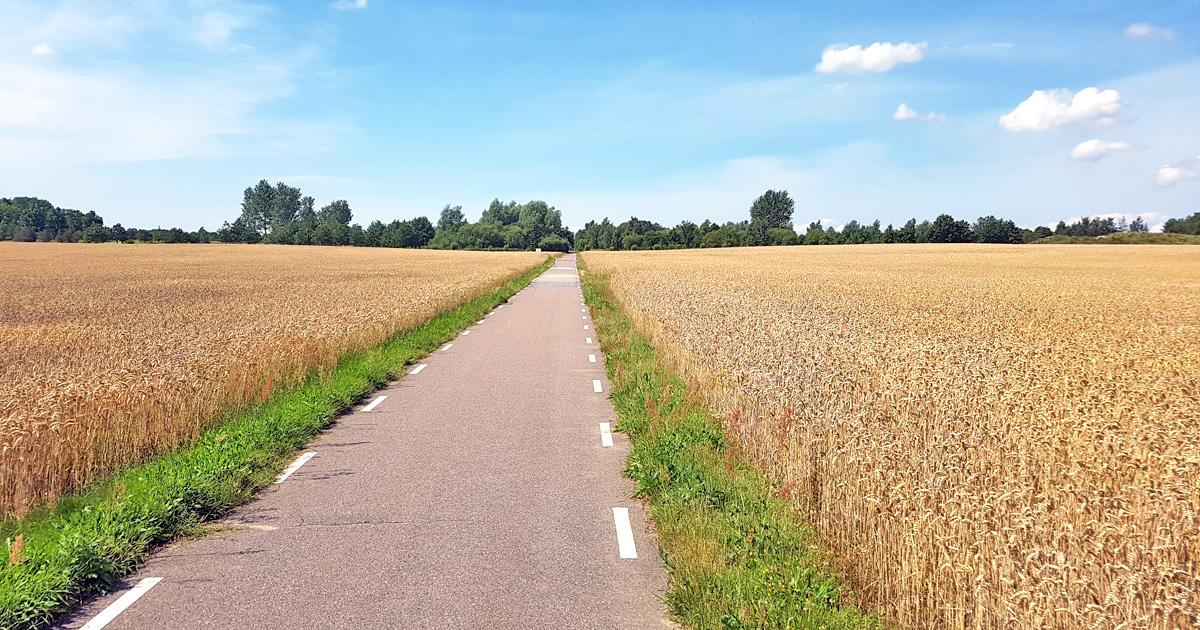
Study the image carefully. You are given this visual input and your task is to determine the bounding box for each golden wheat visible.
[584,244,1200,630]
[0,243,545,516]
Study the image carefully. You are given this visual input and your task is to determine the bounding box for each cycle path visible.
[61,254,669,630]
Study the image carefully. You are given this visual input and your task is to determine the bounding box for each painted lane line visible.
[477,320,485,324]
[613,508,638,558]
[497,304,505,309]
[581,308,587,312]
[461,330,472,336]
[589,354,597,363]
[582,315,588,320]
[362,395,387,412]
[276,452,316,484]
[441,343,453,351]
[409,363,427,375]
[586,337,593,344]
[80,577,163,630]
[600,422,614,447]
[584,325,589,330]
[593,380,603,393]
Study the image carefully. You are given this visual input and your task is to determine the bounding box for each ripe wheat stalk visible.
[585,244,1200,630]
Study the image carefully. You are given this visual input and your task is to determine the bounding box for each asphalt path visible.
[60,254,670,630]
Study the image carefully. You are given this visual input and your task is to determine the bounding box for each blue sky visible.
[2,0,1198,231]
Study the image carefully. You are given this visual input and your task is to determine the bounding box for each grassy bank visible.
[579,260,882,630]
[0,255,556,630]
[1036,232,1200,244]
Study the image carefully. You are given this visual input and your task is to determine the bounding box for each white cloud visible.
[31,43,54,56]
[331,0,368,9]
[815,41,927,74]
[1069,139,1134,161]
[1126,23,1174,39]
[999,87,1123,131]
[1156,157,1200,187]
[894,103,945,122]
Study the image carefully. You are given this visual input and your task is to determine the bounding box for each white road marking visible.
[276,452,316,484]
[461,330,471,336]
[600,422,614,447]
[409,363,427,374]
[581,308,587,312]
[497,305,505,309]
[586,337,592,344]
[582,315,588,320]
[593,380,603,393]
[589,354,597,363]
[584,325,589,330]
[80,577,163,630]
[362,395,387,412]
[441,344,453,351]
[613,508,638,558]
[477,320,485,324]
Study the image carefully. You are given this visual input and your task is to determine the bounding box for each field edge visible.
[579,256,884,630]
[0,254,557,630]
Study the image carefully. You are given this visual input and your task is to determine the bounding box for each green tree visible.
[928,214,972,243]
[973,215,1023,244]
[1163,212,1199,234]
[317,199,353,225]
[749,189,796,230]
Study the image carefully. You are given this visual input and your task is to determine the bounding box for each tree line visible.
[574,189,1195,251]
[3,184,1197,248]
[218,180,571,251]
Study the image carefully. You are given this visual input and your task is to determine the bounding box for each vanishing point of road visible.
[62,254,671,630]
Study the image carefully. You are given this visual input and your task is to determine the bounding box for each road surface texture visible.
[60,254,670,630]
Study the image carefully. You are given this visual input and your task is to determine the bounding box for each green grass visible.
[580,261,882,630]
[0,255,556,630]
[1035,232,1200,244]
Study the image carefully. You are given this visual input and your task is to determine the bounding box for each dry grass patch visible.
[583,244,1200,630]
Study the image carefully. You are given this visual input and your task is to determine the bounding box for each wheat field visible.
[0,243,545,517]
[584,245,1200,630]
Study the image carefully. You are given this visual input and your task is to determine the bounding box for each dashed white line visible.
[80,577,163,630]
[477,320,485,324]
[409,363,427,374]
[461,330,471,336]
[593,380,603,393]
[581,308,587,312]
[275,452,315,484]
[441,343,453,351]
[586,337,592,344]
[362,395,387,412]
[584,325,589,330]
[582,315,588,320]
[613,508,638,558]
[589,354,597,363]
[600,422,614,447]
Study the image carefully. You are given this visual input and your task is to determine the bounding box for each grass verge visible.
[1035,232,1200,244]
[580,261,882,630]
[0,255,556,630]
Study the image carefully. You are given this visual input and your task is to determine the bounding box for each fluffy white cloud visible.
[894,103,945,122]
[331,0,367,9]
[1156,157,1200,187]
[31,43,54,55]
[1070,139,1134,161]
[815,41,927,74]
[1126,23,1174,39]
[999,87,1123,131]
